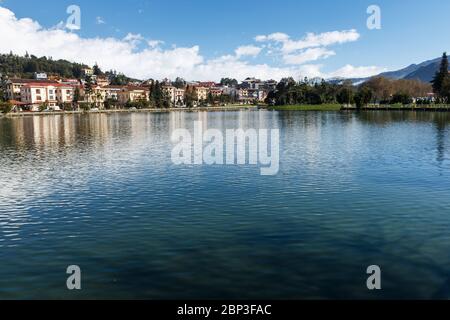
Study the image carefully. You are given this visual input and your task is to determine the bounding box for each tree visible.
[432,52,449,100]
[220,78,238,87]
[184,85,198,108]
[207,92,215,105]
[84,75,94,101]
[104,98,119,110]
[0,74,7,102]
[391,92,413,105]
[354,87,373,109]
[336,87,354,105]
[93,63,102,76]
[0,101,13,114]
[73,87,81,105]
[173,77,186,89]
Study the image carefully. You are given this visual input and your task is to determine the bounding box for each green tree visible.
[391,92,413,105]
[93,63,102,76]
[337,87,354,105]
[220,78,238,87]
[73,87,81,106]
[354,87,373,109]
[184,85,198,108]
[432,52,449,100]
[84,75,94,101]
[0,101,13,114]
[173,77,186,89]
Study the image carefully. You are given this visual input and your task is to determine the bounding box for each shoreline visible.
[2,105,259,117]
[5,104,450,118]
[341,105,450,111]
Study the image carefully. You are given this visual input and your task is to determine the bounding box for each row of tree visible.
[266,75,433,108]
[0,52,90,79]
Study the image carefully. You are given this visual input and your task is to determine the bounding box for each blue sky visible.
[0,0,449,80]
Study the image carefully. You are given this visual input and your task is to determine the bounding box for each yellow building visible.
[194,86,208,101]
[118,86,149,105]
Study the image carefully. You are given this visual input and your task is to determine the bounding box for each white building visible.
[20,83,75,111]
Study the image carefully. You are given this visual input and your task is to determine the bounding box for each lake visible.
[0,110,450,299]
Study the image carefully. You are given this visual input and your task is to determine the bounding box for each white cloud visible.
[283,47,336,65]
[0,6,384,81]
[330,64,387,78]
[284,30,360,53]
[123,32,144,47]
[235,45,262,57]
[253,29,360,67]
[96,16,106,25]
[147,40,164,48]
[256,30,360,53]
[255,32,290,42]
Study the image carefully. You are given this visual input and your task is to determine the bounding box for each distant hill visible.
[332,57,444,85]
[377,57,440,80]
[403,59,442,82]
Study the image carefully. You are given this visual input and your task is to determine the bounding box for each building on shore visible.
[20,83,75,111]
[162,85,185,107]
[194,86,208,102]
[117,86,149,105]
[6,78,58,101]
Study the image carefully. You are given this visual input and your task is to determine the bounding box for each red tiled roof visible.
[22,83,75,88]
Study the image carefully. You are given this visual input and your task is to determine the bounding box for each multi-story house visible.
[96,76,110,87]
[174,88,185,106]
[242,77,263,90]
[81,68,94,77]
[209,87,223,97]
[118,86,149,105]
[194,86,208,102]
[161,85,186,107]
[162,85,176,104]
[238,88,255,104]
[20,83,75,111]
[6,79,58,101]
[263,79,278,92]
[103,85,125,101]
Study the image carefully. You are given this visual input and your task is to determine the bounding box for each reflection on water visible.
[0,110,450,299]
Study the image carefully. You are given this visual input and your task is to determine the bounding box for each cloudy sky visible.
[0,0,449,81]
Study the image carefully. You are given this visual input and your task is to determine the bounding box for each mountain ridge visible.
[334,56,444,85]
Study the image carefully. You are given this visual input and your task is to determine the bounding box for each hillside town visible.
[3,66,278,112]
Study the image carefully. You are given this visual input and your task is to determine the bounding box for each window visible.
[36,96,42,101]
[36,89,41,94]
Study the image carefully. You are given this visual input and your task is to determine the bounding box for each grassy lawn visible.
[267,104,342,111]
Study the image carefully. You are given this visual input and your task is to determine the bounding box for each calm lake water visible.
[0,110,450,299]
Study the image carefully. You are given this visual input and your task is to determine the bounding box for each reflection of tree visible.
[434,117,447,165]
[353,111,450,164]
